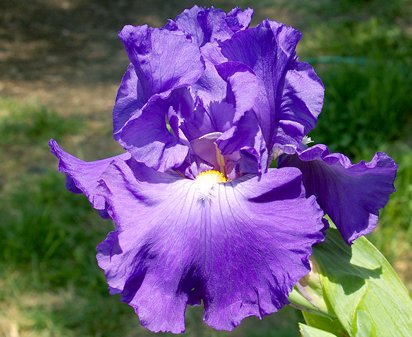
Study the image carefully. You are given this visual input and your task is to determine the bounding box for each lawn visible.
[0,0,411,336]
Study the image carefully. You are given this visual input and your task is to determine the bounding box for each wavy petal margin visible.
[96,160,325,332]
[279,144,397,244]
[218,20,324,155]
[49,139,130,214]
[165,6,253,46]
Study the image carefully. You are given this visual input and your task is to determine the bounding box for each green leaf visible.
[299,323,339,337]
[302,311,348,337]
[311,228,412,337]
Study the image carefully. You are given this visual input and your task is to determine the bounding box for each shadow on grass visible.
[0,0,237,84]
[1,0,409,85]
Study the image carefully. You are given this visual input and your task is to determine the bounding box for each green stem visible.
[288,288,332,318]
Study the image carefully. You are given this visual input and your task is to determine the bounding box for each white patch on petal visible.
[194,170,226,201]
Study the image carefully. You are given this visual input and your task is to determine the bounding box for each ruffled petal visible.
[279,144,397,244]
[202,170,325,330]
[114,25,206,170]
[118,100,189,172]
[96,160,324,333]
[278,59,324,138]
[112,64,145,138]
[217,111,268,174]
[215,61,262,123]
[219,20,324,153]
[219,20,299,141]
[118,25,204,101]
[164,6,205,44]
[48,139,130,211]
[190,58,227,106]
[215,61,270,172]
[165,6,253,46]
[163,7,253,110]
[226,7,253,32]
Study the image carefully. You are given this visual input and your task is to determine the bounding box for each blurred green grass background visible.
[0,0,411,336]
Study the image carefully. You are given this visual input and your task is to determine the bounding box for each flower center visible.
[194,170,227,200]
[196,170,227,184]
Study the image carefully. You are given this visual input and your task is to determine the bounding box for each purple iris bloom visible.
[49,6,396,333]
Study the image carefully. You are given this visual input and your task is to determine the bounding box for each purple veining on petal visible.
[96,159,325,332]
[279,144,397,244]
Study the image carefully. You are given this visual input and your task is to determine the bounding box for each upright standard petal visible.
[48,139,130,212]
[215,62,269,172]
[279,144,397,244]
[163,7,254,110]
[118,25,204,101]
[97,160,324,333]
[280,60,324,137]
[113,25,205,145]
[219,20,324,153]
[112,63,144,137]
[165,6,253,46]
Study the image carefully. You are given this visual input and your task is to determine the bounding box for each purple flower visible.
[279,144,397,244]
[50,137,324,332]
[114,5,324,174]
[49,5,396,333]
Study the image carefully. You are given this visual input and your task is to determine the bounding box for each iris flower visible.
[49,6,397,333]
